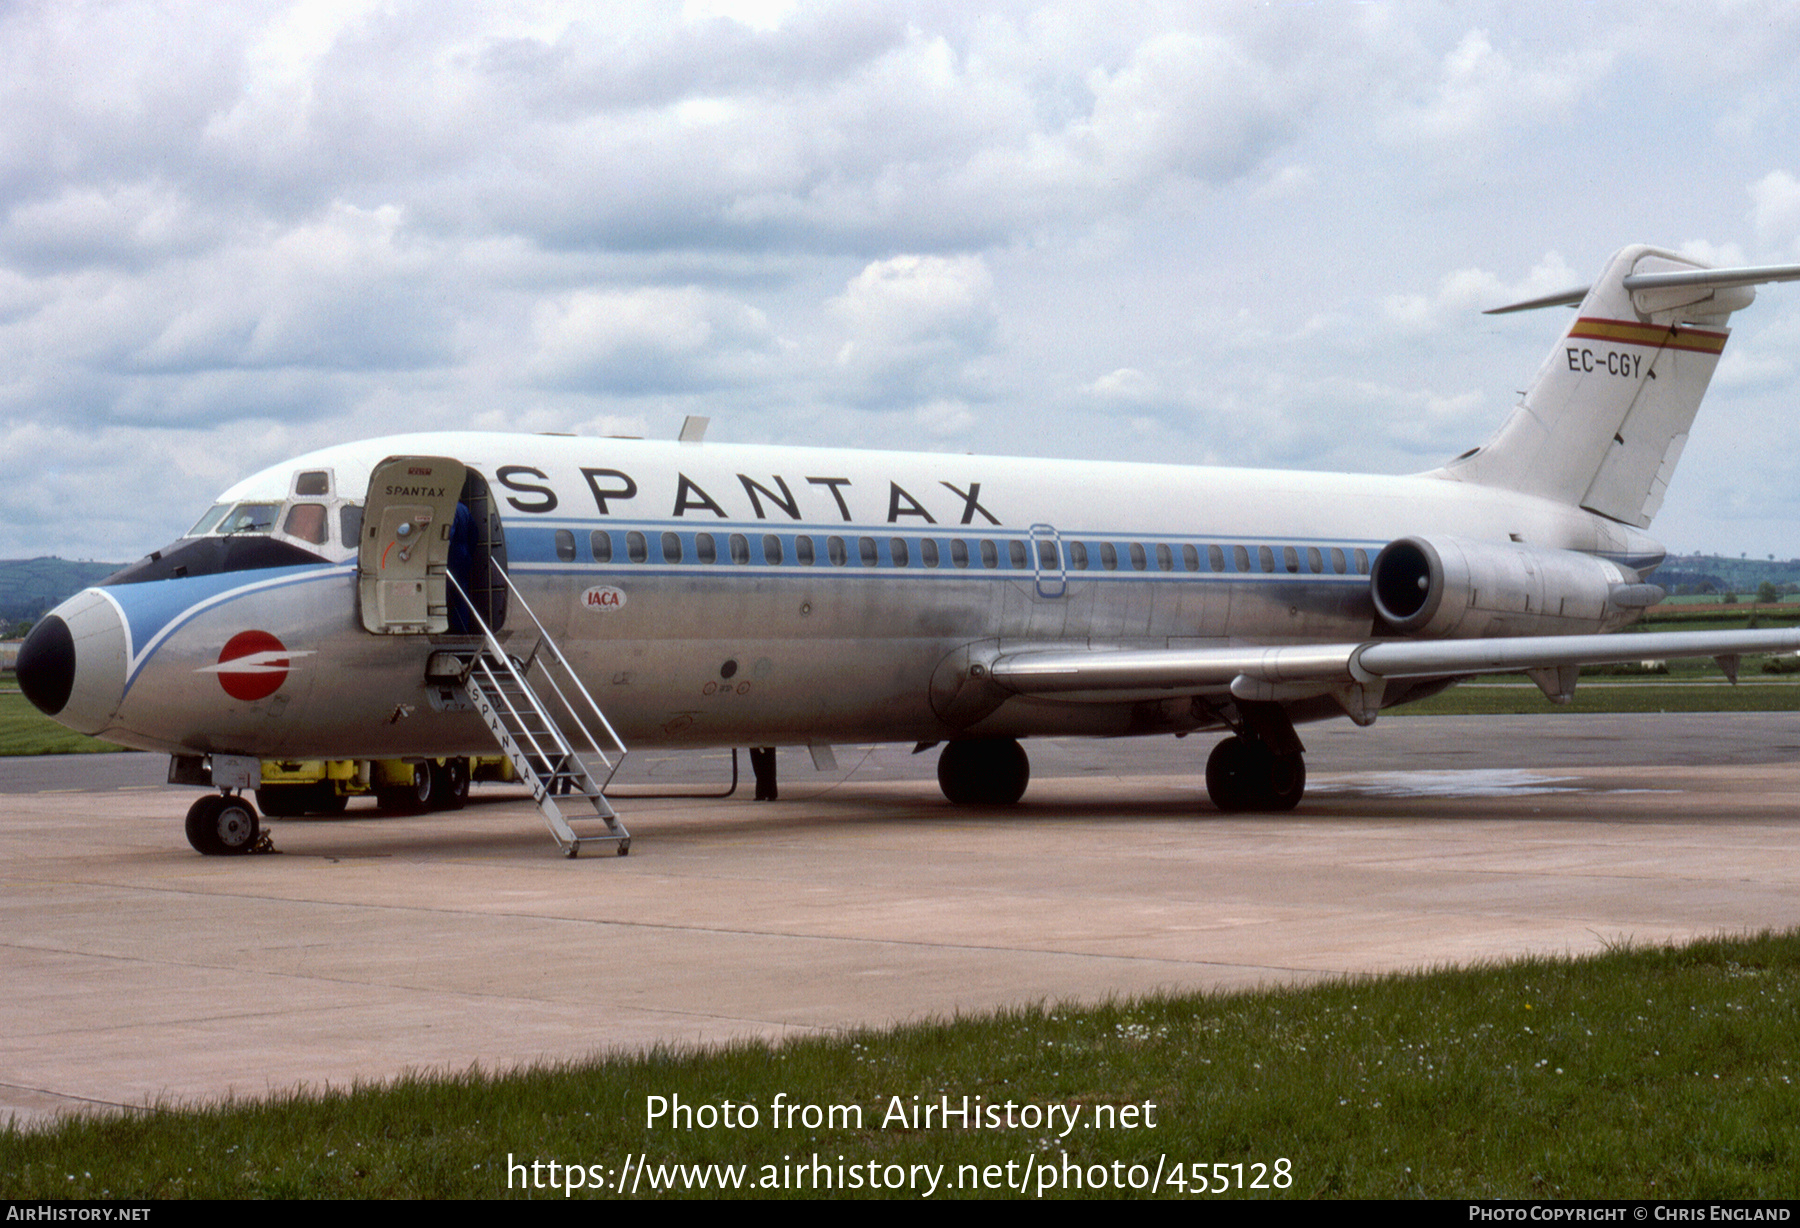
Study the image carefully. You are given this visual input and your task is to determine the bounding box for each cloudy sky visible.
[7,0,1800,563]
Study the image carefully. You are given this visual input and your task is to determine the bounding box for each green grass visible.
[0,689,124,754]
[1396,681,1800,716]
[7,931,1800,1199]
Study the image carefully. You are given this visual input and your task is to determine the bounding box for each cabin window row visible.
[551,529,1372,577]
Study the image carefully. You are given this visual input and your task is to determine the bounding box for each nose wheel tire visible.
[185,794,262,856]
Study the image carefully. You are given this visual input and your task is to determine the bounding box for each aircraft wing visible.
[988,627,1800,711]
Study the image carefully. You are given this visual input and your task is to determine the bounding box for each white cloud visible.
[1392,28,1607,148]
[1751,170,1800,255]
[7,5,1800,560]
[528,285,776,393]
[827,253,997,403]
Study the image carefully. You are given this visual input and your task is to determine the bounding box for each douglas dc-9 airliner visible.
[18,245,1800,857]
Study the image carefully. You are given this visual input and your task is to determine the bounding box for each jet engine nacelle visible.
[1370,535,1659,639]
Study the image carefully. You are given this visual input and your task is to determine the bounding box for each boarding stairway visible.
[443,569,630,858]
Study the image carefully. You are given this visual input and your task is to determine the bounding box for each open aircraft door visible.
[358,456,467,634]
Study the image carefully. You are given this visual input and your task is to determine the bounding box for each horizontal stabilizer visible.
[1485,260,1800,314]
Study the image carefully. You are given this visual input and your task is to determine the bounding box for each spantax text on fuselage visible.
[491,464,1003,528]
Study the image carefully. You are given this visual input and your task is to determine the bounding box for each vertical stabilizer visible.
[1441,245,1758,528]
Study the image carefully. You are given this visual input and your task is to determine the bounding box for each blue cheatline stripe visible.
[113,564,352,696]
[505,522,1385,582]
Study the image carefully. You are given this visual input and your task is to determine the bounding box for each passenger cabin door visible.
[358,456,467,634]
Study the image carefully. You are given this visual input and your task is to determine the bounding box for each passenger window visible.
[591,530,612,563]
[661,532,683,564]
[1156,543,1174,572]
[627,531,647,563]
[695,533,717,564]
[1181,544,1199,572]
[1037,539,1058,569]
[761,534,782,565]
[1207,544,1224,572]
[1354,548,1369,574]
[1258,546,1275,573]
[1128,543,1147,571]
[921,539,940,567]
[1283,546,1299,574]
[890,537,909,566]
[730,533,750,564]
[951,539,970,568]
[796,535,815,565]
[828,536,848,566]
[1100,542,1118,571]
[556,530,576,562]
[1070,541,1089,570]
[858,536,878,566]
[980,540,999,568]
[1008,540,1028,569]
[1307,546,1323,574]
[1330,547,1346,574]
[284,503,328,545]
[1233,545,1250,572]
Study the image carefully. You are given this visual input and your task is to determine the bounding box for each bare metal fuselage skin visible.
[51,432,1658,761]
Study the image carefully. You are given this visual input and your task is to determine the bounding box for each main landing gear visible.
[937,737,1030,806]
[1205,736,1305,812]
[185,792,266,856]
[1203,701,1307,813]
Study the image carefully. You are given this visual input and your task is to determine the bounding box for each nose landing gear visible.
[184,793,270,856]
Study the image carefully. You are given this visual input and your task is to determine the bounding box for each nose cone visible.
[16,591,128,735]
[17,615,75,714]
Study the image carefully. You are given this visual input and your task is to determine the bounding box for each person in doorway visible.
[750,746,778,801]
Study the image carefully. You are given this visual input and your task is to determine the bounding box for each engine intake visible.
[1370,535,1655,639]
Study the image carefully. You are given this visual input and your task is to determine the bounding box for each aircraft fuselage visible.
[36,431,1658,760]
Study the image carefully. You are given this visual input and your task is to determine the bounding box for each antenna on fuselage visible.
[678,415,710,443]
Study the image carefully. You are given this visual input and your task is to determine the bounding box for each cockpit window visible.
[187,505,231,536]
[219,503,280,535]
[283,503,329,545]
[108,473,362,587]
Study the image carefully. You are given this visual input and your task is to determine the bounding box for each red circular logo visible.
[215,630,291,702]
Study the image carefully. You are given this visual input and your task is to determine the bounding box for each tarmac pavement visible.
[4,714,1799,1128]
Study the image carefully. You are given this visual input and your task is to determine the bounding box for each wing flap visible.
[988,627,1800,703]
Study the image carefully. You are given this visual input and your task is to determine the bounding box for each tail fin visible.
[1440,245,1800,528]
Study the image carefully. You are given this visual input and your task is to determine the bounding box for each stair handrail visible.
[449,564,629,786]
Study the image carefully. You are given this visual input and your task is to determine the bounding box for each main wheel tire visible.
[1205,736,1255,812]
[1264,748,1306,812]
[375,763,433,814]
[185,794,261,855]
[937,738,1030,806]
[1205,737,1305,813]
[429,758,470,811]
